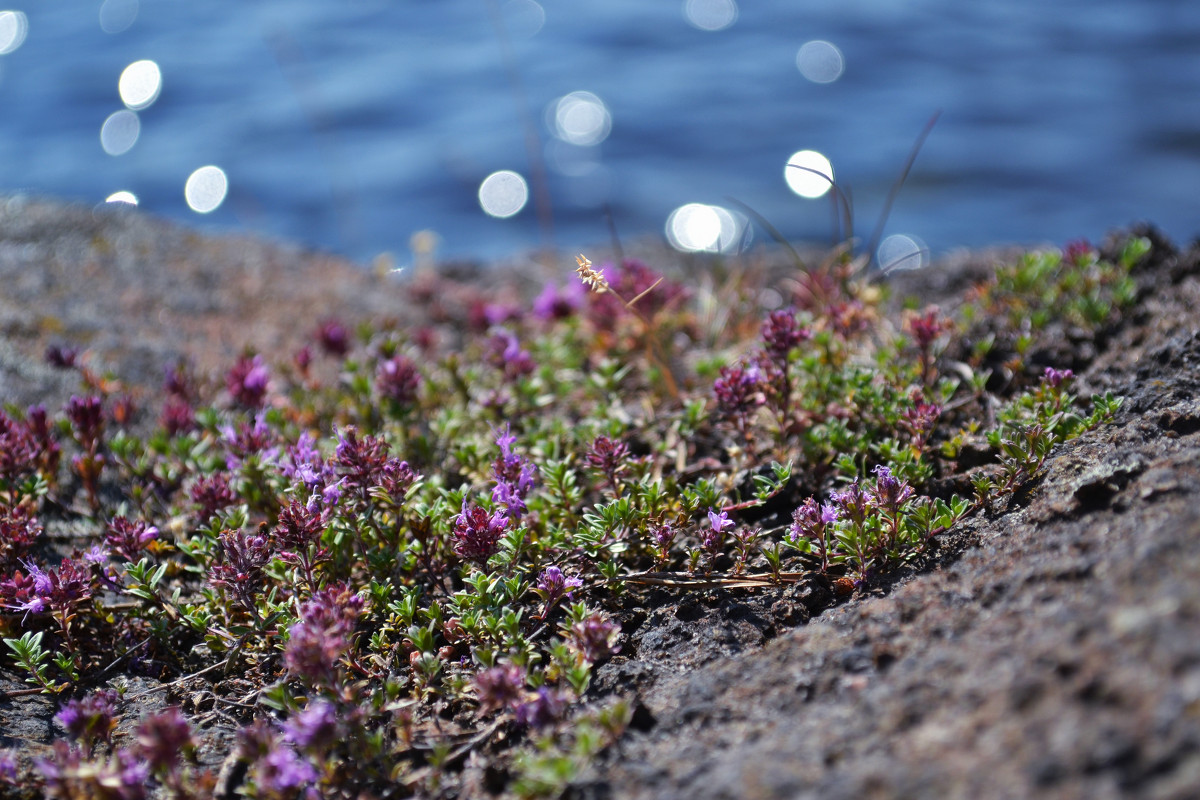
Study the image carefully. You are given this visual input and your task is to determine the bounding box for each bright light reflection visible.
[100,110,140,156]
[119,60,161,110]
[548,91,611,147]
[684,0,738,31]
[797,40,844,84]
[105,191,138,205]
[99,0,138,34]
[877,234,928,272]
[478,170,529,218]
[784,150,834,198]
[665,203,748,253]
[185,166,228,213]
[0,10,29,55]
[502,0,545,38]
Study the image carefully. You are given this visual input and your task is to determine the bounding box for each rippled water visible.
[1,0,1197,265]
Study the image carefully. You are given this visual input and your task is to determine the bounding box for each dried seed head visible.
[575,254,609,293]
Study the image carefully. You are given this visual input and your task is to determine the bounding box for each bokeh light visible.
[784,150,834,199]
[184,166,228,213]
[478,170,529,218]
[99,0,138,35]
[105,191,138,205]
[796,40,845,84]
[665,203,749,253]
[100,110,140,156]
[684,0,738,32]
[548,91,611,147]
[119,59,161,110]
[502,0,545,39]
[0,10,28,55]
[877,233,928,272]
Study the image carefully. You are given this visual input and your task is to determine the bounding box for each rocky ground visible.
[2,194,1199,798]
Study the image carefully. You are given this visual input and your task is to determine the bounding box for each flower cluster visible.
[760,309,811,360]
[55,689,120,753]
[713,362,765,432]
[0,410,41,480]
[452,502,510,565]
[491,426,537,518]
[376,354,422,405]
[333,426,390,505]
[209,527,274,617]
[0,504,42,568]
[284,583,364,688]
[487,329,536,380]
[315,317,351,357]
[474,663,526,715]
[567,612,621,663]
[586,436,630,491]
[226,353,270,408]
[533,566,583,618]
[104,516,158,563]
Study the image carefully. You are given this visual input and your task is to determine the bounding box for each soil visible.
[3,193,1200,798]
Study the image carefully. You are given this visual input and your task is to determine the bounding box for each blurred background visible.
[0,0,1197,267]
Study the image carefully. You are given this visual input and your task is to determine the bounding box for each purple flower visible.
[491,426,536,518]
[82,544,108,565]
[283,701,340,753]
[0,505,42,567]
[707,508,733,534]
[226,353,270,409]
[515,687,568,729]
[255,744,318,797]
[1043,366,1075,389]
[160,396,195,436]
[870,465,914,512]
[902,399,941,445]
[0,410,40,480]
[163,362,196,401]
[586,436,630,490]
[274,499,328,585]
[136,707,194,771]
[23,559,53,595]
[282,432,329,489]
[760,309,811,360]
[833,480,871,527]
[44,344,80,369]
[321,478,344,508]
[376,355,422,406]
[532,281,585,321]
[284,583,364,687]
[190,472,237,520]
[315,317,350,356]
[55,690,120,751]
[789,497,837,573]
[221,412,279,470]
[452,502,510,565]
[36,741,147,800]
[534,566,583,616]
[487,329,536,380]
[375,458,419,508]
[906,306,951,352]
[333,426,390,504]
[65,395,104,451]
[568,613,621,663]
[105,516,158,563]
[209,528,273,616]
[713,362,765,427]
[0,750,16,784]
[474,663,526,714]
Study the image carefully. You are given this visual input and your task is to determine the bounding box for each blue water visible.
[1,0,1198,264]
